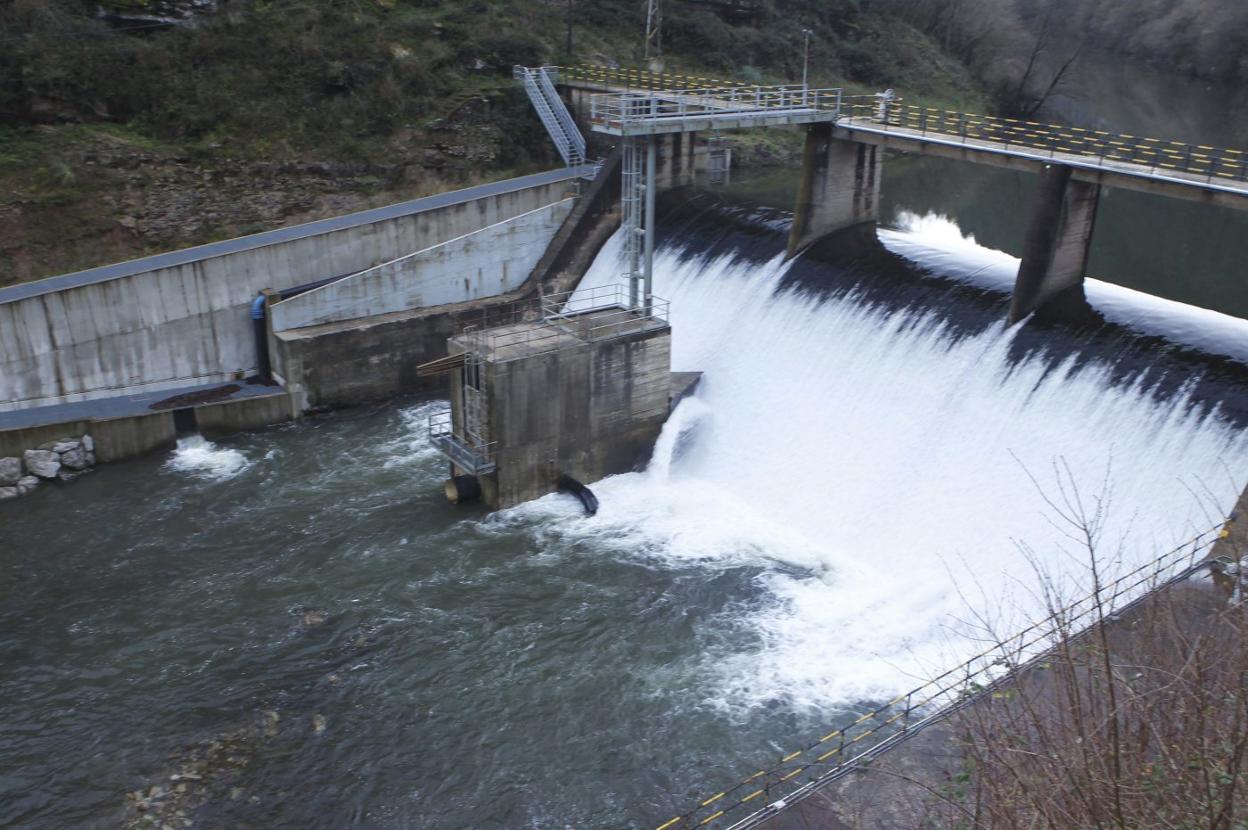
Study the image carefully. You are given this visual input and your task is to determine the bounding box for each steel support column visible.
[644,135,656,314]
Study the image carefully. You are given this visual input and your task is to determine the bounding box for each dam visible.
[3,65,1248,830]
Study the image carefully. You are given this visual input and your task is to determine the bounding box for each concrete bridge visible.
[553,65,1248,323]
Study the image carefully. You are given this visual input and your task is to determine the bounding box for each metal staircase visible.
[514,66,586,168]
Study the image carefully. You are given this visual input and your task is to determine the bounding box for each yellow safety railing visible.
[840,98,1248,183]
[654,524,1225,830]
[555,65,748,92]
[553,67,1248,185]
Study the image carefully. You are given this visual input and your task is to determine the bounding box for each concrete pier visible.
[1009,164,1102,323]
[787,125,882,258]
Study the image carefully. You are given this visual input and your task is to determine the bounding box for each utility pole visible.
[644,0,662,64]
[801,27,813,96]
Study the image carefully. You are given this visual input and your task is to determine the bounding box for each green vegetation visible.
[0,0,989,284]
[1,0,1237,283]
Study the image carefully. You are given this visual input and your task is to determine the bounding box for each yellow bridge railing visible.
[840,97,1248,184]
[554,65,748,92]
[552,66,1248,186]
[653,525,1225,830]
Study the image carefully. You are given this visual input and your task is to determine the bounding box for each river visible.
[2,57,1247,830]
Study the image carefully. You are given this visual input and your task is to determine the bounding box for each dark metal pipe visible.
[250,294,272,384]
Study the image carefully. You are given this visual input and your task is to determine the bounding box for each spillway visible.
[2,194,1246,829]
[554,199,1248,711]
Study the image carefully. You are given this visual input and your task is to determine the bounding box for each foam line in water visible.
[543,223,1247,712]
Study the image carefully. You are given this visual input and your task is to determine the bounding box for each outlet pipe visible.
[445,475,482,504]
[557,474,599,516]
[250,294,272,384]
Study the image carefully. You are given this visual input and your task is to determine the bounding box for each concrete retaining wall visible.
[0,172,578,413]
[270,199,575,332]
[0,412,176,464]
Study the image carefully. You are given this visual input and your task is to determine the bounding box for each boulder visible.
[82,435,95,452]
[51,441,80,454]
[0,457,20,486]
[60,447,89,470]
[0,486,18,501]
[56,469,85,483]
[85,452,96,466]
[16,476,39,496]
[23,449,61,479]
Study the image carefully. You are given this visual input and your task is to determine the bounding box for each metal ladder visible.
[621,138,645,307]
[514,66,585,168]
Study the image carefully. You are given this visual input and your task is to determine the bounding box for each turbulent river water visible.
[5,63,1248,830]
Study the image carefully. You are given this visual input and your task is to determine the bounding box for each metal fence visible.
[553,65,749,92]
[456,285,669,360]
[428,409,496,475]
[654,525,1224,830]
[590,85,841,133]
[554,66,1248,186]
[840,96,1248,184]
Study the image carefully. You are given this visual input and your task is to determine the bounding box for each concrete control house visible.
[421,286,681,511]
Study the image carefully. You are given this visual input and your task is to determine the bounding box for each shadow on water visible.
[655,186,1248,430]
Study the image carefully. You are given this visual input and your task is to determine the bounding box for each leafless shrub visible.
[927,463,1248,829]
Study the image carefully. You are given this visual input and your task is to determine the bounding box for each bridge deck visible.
[588,84,841,136]
[554,65,1248,207]
[836,107,1248,207]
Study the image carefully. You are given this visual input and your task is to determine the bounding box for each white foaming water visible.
[165,435,251,481]
[881,210,1248,364]
[384,400,451,470]
[513,226,1248,712]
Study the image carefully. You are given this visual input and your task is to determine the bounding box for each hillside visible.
[0,0,984,285]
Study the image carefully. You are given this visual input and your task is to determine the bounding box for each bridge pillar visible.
[1010,164,1101,324]
[787,124,882,259]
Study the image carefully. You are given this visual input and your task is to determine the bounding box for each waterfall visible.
[530,211,1248,711]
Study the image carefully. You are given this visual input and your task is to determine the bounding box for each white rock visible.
[17,476,38,496]
[85,452,96,466]
[0,457,20,486]
[56,469,84,483]
[82,435,94,452]
[0,486,18,501]
[51,441,80,454]
[23,449,60,479]
[60,447,89,470]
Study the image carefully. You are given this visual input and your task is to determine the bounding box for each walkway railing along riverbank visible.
[654,526,1225,830]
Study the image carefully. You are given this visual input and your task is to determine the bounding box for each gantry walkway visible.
[554,65,1248,208]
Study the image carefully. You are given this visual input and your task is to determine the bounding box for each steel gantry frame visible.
[620,136,657,313]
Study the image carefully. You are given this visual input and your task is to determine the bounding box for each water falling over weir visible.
[546,192,1248,710]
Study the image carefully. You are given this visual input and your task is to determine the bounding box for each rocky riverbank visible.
[0,435,96,501]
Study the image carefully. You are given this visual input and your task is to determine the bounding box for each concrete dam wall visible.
[0,169,581,413]
[270,199,575,332]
